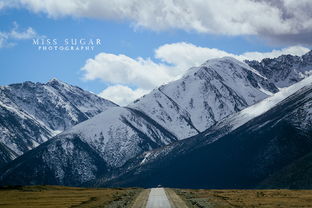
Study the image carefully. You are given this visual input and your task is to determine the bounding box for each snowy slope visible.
[210,74,312,136]
[0,106,178,185]
[99,75,312,188]
[130,57,278,139]
[246,50,312,88]
[0,79,117,164]
[62,106,178,167]
[55,57,279,169]
[0,57,280,185]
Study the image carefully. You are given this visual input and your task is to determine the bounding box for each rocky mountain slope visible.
[0,79,117,166]
[0,57,279,185]
[99,76,312,188]
[130,57,278,139]
[246,50,312,88]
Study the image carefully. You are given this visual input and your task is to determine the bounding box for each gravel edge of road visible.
[165,188,189,208]
[130,189,150,208]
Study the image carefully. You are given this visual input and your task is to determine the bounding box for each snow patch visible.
[140,152,151,165]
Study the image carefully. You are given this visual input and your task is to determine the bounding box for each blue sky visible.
[0,0,311,105]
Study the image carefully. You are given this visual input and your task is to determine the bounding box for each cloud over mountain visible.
[10,0,312,45]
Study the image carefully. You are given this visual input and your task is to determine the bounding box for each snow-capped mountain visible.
[0,107,179,186]
[0,57,279,186]
[0,79,117,166]
[246,50,312,88]
[130,57,278,139]
[58,106,178,168]
[99,76,312,188]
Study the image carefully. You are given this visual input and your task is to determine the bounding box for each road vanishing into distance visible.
[146,188,171,208]
[131,187,188,208]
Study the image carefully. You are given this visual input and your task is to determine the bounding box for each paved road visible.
[146,188,172,208]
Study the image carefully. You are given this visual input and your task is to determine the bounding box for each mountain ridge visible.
[0,57,279,185]
[0,78,117,166]
[2,52,312,187]
[246,50,312,88]
[97,76,312,188]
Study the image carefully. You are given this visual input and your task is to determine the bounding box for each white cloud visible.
[14,0,312,45]
[155,42,234,77]
[0,1,19,10]
[82,42,310,105]
[0,2,4,10]
[82,53,172,90]
[99,85,149,106]
[156,43,309,63]
[0,22,40,48]
[10,27,37,39]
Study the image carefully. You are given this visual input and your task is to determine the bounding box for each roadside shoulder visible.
[131,189,150,208]
[165,188,189,208]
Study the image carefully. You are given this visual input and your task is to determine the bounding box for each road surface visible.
[146,188,172,208]
[131,188,188,208]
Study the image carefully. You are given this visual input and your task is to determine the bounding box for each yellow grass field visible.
[2,186,312,208]
[0,185,141,208]
[176,189,312,208]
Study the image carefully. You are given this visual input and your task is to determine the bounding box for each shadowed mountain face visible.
[2,52,312,188]
[0,136,110,186]
[258,139,312,189]
[0,142,17,165]
[0,57,279,186]
[98,80,312,189]
[0,79,117,166]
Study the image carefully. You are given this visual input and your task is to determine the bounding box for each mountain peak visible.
[46,78,74,91]
[49,77,60,82]
[21,80,36,87]
[246,50,312,88]
[185,56,245,77]
[0,56,289,186]
[202,56,241,66]
[0,79,117,166]
[199,56,268,80]
[47,78,67,85]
